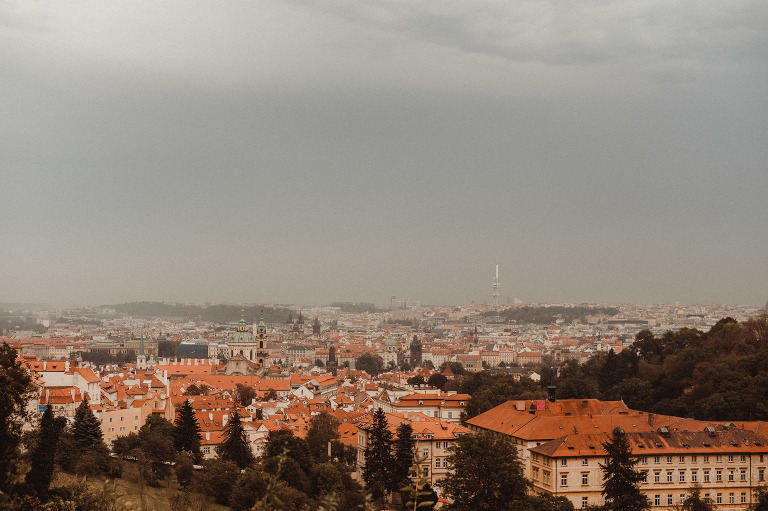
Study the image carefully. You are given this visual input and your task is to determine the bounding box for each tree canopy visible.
[439,430,529,511]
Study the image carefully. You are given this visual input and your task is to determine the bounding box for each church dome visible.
[230,315,256,344]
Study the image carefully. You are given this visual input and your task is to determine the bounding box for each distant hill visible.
[328,302,385,314]
[483,305,619,325]
[103,302,291,324]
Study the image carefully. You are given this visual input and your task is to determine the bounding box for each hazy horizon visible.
[2,2,767,307]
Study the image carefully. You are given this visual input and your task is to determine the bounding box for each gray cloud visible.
[1,1,766,306]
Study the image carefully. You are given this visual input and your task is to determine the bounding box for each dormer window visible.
[418,400,424,405]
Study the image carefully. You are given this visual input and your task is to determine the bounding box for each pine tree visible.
[173,399,202,462]
[0,341,32,493]
[391,422,415,493]
[600,427,649,511]
[72,397,104,451]
[363,408,393,502]
[25,405,64,498]
[217,408,255,468]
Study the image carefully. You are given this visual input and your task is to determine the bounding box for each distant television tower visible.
[492,257,501,306]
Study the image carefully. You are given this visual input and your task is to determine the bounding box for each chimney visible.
[648,413,655,427]
[45,388,49,404]
[547,385,557,402]
[71,388,75,402]
[209,412,213,420]
[223,414,228,427]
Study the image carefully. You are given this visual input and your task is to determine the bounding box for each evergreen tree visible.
[25,405,64,498]
[0,341,32,493]
[173,399,202,462]
[138,414,176,484]
[217,408,255,468]
[362,408,393,502]
[440,430,528,511]
[600,427,649,511]
[391,422,415,493]
[72,397,104,451]
[307,411,340,463]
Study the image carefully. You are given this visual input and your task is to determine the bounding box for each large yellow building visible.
[530,428,768,510]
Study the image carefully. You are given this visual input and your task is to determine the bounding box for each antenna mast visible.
[492,257,501,306]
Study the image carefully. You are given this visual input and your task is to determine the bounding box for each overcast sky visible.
[2,1,767,307]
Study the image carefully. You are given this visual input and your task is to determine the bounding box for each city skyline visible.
[2,1,767,307]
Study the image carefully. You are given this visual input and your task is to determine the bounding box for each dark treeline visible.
[329,302,385,314]
[483,305,620,325]
[104,302,290,324]
[548,314,768,421]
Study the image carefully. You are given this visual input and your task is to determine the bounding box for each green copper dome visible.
[230,315,256,344]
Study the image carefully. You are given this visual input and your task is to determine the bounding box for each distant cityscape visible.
[2,298,768,509]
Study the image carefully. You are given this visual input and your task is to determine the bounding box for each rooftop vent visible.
[657,427,670,437]
[705,426,717,437]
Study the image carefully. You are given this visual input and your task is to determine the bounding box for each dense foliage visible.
[0,342,32,493]
[484,305,619,325]
[551,314,768,420]
[439,431,531,511]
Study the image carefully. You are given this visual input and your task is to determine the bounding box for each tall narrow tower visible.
[492,257,501,306]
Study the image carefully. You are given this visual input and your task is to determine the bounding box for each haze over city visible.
[2,1,767,307]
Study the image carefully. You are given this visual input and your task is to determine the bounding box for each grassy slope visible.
[52,463,231,511]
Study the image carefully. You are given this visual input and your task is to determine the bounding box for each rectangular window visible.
[435,459,440,468]
[423,449,429,457]
[760,469,765,481]
[641,456,647,464]
[728,470,734,481]
[443,459,448,468]
[654,472,661,483]
[448,411,453,419]
[704,470,710,482]
[582,497,588,509]
[667,456,673,463]
[583,458,588,466]
[704,455,710,463]
[728,455,734,462]
[692,455,698,463]
[742,492,747,503]
[692,471,698,482]
[667,494,673,505]
[667,471,673,483]
[716,470,722,482]
[562,459,567,466]
[680,494,686,504]
[561,474,568,487]
[741,455,746,462]
[654,456,660,463]
[582,473,589,485]
[729,493,734,504]
[640,472,647,483]
[716,494,722,504]
[203,446,210,454]
[680,456,685,463]
[680,471,685,482]
[533,467,539,481]
[741,470,747,481]
[717,455,722,463]
[704,493,710,503]
[654,495,660,506]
